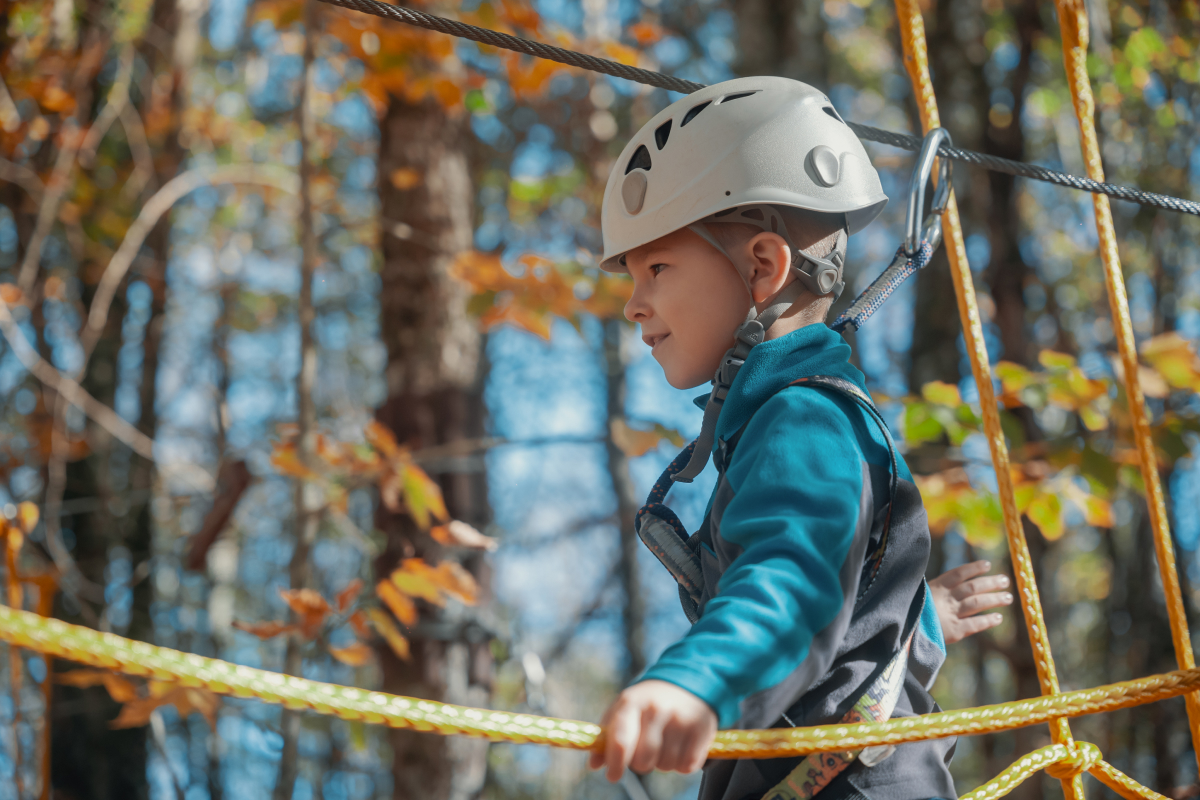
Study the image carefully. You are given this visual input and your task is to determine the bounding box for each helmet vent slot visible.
[823,106,845,124]
[741,208,765,221]
[654,120,672,150]
[714,208,738,217]
[719,91,757,104]
[625,144,653,175]
[681,100,711,127]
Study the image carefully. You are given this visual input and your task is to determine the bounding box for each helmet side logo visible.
[623,171,648,214]
[808,145,841,187]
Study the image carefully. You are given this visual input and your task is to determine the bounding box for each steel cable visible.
[314,0,1200,218]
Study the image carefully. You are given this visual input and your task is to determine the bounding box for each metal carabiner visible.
[904,127,953,256]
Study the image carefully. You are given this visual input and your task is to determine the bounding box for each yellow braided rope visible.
[959,744,1077,800]
[4,605,1200,761]
[1053,0,1200,772]
[1089,760,1172,800]
[891,3,1084,798]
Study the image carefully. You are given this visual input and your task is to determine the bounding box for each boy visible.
[588,76,968,800]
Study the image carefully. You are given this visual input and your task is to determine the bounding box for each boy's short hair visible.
[708,206,846,319]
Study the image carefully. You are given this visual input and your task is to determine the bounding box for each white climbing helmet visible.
[599,76,887,274]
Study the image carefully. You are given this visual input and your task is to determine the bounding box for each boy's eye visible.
[650,263,667,276]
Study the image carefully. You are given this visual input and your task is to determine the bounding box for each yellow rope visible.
[3,605,1200,762]
[891,2,1084,799]
[1053,0,1200,772]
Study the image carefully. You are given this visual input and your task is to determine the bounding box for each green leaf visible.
[903,403,944,447]
[921,380,962,407]
[1026,493,1064,541]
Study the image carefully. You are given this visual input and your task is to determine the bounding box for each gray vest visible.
[636,376,957,800]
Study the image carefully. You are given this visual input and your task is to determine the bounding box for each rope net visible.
[3,2,1197,799]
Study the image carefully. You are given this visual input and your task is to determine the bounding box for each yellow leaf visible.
[388,558,479,607]
[366,607,410,660]
[1141,332,1200,392]
[376,579,419,626]
[399,462,447,530]
[15,502,39,534]
[1025,492,1065,541]
[920,380,962,408]
[389,168,422,190]
[329,642,373,667]
[430,520,498,551]
[611,419,672,458]
[1038,350,1077,370]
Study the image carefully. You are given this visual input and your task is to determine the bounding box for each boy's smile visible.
[623,228,753,390]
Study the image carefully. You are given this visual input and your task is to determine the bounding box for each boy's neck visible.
[761,290,827,341]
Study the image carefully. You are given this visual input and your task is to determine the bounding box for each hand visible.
[928,560,1014,644]
[588,679,717,782]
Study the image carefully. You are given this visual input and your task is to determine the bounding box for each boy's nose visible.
[624,290,649,323]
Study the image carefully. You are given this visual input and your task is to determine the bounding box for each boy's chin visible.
[656,357,712,391]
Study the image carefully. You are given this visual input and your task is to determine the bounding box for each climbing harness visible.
[637,373,915,798]
[0,3,1197,800]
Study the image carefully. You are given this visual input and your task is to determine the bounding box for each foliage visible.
[904,334,1200,547]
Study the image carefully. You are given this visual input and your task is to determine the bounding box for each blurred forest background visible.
[1,0,1199,798]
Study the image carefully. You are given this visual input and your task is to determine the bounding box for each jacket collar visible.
[693,324,868,447]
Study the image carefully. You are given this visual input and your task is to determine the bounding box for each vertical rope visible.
[891,3,1085,800]
[1053,0,1200,772]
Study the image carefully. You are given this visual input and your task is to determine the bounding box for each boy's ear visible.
[745,232,794,304]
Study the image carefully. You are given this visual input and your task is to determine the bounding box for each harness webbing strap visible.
[315,0,1200,219]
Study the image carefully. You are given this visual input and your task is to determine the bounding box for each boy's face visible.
[623,228,752,390]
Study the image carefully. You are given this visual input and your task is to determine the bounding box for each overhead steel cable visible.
[315,0,1200,218]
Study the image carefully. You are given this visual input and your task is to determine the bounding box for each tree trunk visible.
[373,95,490,800]
[603,319,646,683]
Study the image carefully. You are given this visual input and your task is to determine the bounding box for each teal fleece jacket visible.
[638,323,938,728]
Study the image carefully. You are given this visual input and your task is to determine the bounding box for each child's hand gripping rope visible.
[929,560,1014,645]
[589,679,718,781]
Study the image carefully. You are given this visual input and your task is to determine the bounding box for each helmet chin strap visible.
[669,216,848,484]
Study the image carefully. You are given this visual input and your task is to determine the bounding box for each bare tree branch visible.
[0,299,214,492]
[17,119,83,293]
[77,46,135,168]
[0,158,44,203]
[117,102,157,202]
[79,164,300,357]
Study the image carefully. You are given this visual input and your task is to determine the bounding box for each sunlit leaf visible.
[1141,332,1200,392]
[430,520,498,551]
[389,168,422,190]
[56,669,139,703]
[277,588,331,638]
[231,620,296,640]
[610,419,683,457]
[335,579,364,613]
[1025,492,1064,541]
[399,462,447,530]
[329,642,373,667]
[1038,350,1077,370]
[112,684,219,730]
[921,381,962,407]
[375,579,418,626]
[387,558,478,607]
[366,607,411,660]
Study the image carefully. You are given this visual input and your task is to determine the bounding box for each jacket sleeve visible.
[639,389,871,728]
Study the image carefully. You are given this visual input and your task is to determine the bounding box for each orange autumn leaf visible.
[232,620,296,640]
[278,588,331,638]
[376,579,418,626]
[364,420,401,459]
[388,558,478,607]
[366,607,411,660]
[389,168,422,190]
[329,642,373,667]
[0,284,23,305]
[348,610,372,639]
[56,669,139,703]
[270,442,319,480]
[626,21,662,45]
[336,579,364,612]
[610,419,684,458]
[111,683,219,730]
